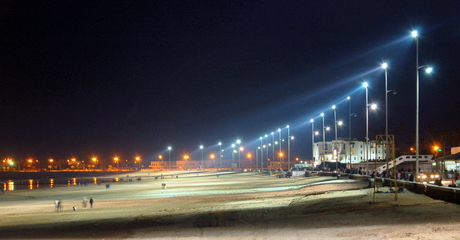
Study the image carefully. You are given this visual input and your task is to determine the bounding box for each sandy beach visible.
[1,171,459,239]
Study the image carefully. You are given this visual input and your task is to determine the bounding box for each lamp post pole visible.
[382,62,390,174]
[321,113,325,169]
[333,105,338,172]
[413,30,420,179]
[310,119,314,164]
[260,137,263,170]
[364,82,369,173]
[348,96,352,169]
[168,147,172,170]
[218,142,222,169]
[200,145,204,168]
[287,125,291,170]
[271,132,275,168]
[278,128,282,170]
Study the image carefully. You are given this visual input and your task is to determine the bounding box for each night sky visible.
[1,1,459,164]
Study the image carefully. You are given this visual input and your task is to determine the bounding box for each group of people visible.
[55,197,93,212]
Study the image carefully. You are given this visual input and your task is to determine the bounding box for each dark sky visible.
[1,1,459,163]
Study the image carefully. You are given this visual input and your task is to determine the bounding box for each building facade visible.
[312,139,387,167]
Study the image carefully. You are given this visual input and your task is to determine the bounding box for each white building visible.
[312,139,387,167]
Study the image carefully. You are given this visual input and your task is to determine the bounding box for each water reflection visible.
[3,177,109,191]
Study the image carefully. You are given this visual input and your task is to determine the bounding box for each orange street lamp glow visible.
[158,155,162,160]
[92,158,97,162]
[183,155,189,160]
[247,154,252,158]
[210,154,215,159]
[114,157,119,161]
[49,159,53,162]
[136,157,140,161]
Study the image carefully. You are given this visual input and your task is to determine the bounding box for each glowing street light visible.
[321,112,326,168]
[92,157,97,170]
[239,146,244,169]
[136,156,141,170]
[310,119,315,162]
[168,146,172,170]
[287,125,291,170]
[183,155,189,170]
[200,145,204,168]
[413,29,431,178]
[247,153,252,169]
[218,142,222,169]
[114,157,119,169]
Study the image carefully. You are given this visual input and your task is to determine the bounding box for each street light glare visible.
[411,30,418,38]
[382,63,388,69]
[426,67,433,73]
[332,105,336,109]
[362,82,368,88]
[371,103,377,110]
[310,118,314,123]
[321,113,324,117]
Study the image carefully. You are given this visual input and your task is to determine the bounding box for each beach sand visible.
[1,171,459,239]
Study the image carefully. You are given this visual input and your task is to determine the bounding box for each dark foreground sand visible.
[1,171,459,239]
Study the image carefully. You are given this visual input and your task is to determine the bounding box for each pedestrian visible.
[55,200,62,212]
[82,197,88,209]
[1,187,4,195]
[89,197,94,208]
[73,206,77,211]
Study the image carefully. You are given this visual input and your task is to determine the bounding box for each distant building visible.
[312,139,387,167]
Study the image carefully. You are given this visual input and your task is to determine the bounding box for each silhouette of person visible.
[89,197,94,208]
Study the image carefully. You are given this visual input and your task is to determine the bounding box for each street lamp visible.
[382,62,390,172]
[321,112,326,169]
[136,157,141,170]
[413,30,433,178]
[287,125,291,170]
[363,82,369,168]
[278,128,282,169]
[114,157,119,170]
[333,105,339,171]
[310,119,315,163]
[200,145,204,168]
[92,157,97,170]
[260,137,263,170]
[239,146,244,169]
[218,142,222,169]
[271,132,275,166]
[247,153,252,169]
[232,144,235,164]
[183,155,189,170]
[168,146,172,170]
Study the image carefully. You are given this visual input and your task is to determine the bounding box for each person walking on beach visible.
[82,197,88,209]
[89,197,94,208]
[55,200,62,212]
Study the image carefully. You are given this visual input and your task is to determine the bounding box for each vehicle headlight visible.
[435,174,439,178]
[422,175,427,179]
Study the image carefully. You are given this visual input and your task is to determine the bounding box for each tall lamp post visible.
[218,142,222,169]
[200,145,204,168]
[278,128,282,170]
[259,137,262,170]
[363,82,369,172]
[382,62,390,173]
[412,30,433,178]
[310,119,315,164]
[231,144,235,165]
[321,113,326,169]
[287,125,291,170]
[333,105,339,172]
[168,146,172,170]
[271,132,275,166]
